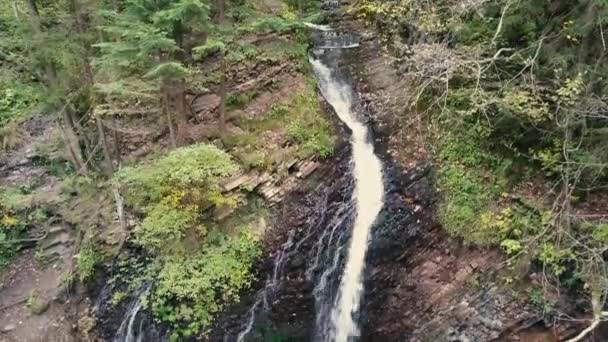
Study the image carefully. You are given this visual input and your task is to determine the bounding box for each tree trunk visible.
[112,116,121,164]
[96,116,114,177]
[162,86,177,148]
[217,0,225,21]
[25,0,56,85]
[12,2,20,21]
[219,55,227,138]
[26,0,86,174]
[175,80,188,145]
[25,0,40,28]
[67,105,94,159]
[73,0,116,176]
[61,109,88,175]
[216,0,227,138]
[70,0,94,84]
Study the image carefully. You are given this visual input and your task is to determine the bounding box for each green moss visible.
[25,294,48,315]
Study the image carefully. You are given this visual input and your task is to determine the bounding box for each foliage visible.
[0,186,34,268]
[115,144,238,211]
[110,291,127,306]
[135,203,200,251]
[193,38,226,59]
[61,271,76,289]
[77,242,101,283]
[227,84,335,171]
[115,143,263,337]
[151,230,261,339]
[226,93,254,110]
[359,0,608,319]
[528,287,556,315]
[287,119,334,159]
[0,0,325,338]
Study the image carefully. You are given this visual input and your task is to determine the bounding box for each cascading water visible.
[227,19,385,342]
[310,41,384,341]
[303,22,333,31]
[234,191,332,342]
[113,284,151,342]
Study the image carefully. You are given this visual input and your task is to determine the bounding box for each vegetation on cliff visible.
[355,0,608,336]
[1,0,330,339]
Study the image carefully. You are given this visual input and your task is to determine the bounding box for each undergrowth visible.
[360,0,608,317]
[0,186,39,268]
[225,82,335,171]
[113,144,263,338]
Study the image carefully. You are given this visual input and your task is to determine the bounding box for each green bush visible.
[115,144,239,211]
[0,186,34,268]
[115,144,263,338]
[226,93,253,110]
[152,230,261,339]
[77,243,101,282]
[135,203,200,251]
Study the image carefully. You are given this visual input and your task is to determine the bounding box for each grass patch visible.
[228,85,335,171]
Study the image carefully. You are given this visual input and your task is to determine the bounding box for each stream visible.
[310,45,384,341]
[233,22,385,342]
[111,16,385,342]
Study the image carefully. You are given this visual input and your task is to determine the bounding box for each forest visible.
[1,0,608,341]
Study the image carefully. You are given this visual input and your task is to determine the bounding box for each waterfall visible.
[310,40,385,341]
[235,191,331,341]
[232,21,383,341]
[113,284,151,342]
[303,22,333,31]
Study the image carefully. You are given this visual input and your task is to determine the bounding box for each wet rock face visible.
[207,147,355,341]
[334,12,557,342]
[211,8,583,342]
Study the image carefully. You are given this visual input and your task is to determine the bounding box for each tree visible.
[217,0,227,137]
[23,0,90,174]
[95,0,212,146]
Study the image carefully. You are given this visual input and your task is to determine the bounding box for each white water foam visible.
[303,22,333,31]
[114,285,151,342]
[310,58,384,341]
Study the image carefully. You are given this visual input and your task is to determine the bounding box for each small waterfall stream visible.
[109,16,385,342]
[113,284,151,342]
[310,34,384,342]
[235,21,385,341]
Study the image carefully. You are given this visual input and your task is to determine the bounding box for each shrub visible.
[226,93,253,110]
[115,144,239,210]
[135,203,200,251]
[151,230,261,339]
[77,243,101,282]
[0,186,33,268]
